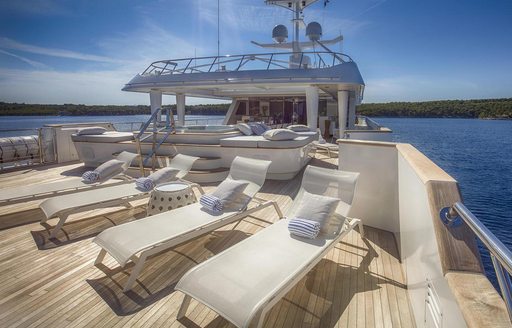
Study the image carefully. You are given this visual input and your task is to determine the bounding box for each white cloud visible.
[0,68,228,105]
[0,49,50,69]
[0,37,118,63]
[96,19,204,70]
[0,19,223,105]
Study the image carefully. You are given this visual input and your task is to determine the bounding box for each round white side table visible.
[147,182,197,216]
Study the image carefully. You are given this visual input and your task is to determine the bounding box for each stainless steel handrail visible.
[141,51,353,76]
[442,202,512,321]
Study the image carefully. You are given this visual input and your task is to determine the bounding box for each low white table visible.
[147,182,197,216]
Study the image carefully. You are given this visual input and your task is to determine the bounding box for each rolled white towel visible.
[288,217,321,239]
[200,194,223,213]
[81,171,100,183]
[135,177,154,191]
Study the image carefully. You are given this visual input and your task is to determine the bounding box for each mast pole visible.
[217,0,220,69]
[293,2,300,53]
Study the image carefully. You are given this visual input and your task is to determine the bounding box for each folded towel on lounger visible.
[288,217,321,239]
[135,177,154,191]
[200,194,223,213]
[81,171,100,183]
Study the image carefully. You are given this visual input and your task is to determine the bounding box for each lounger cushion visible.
[236,123,253,136]
[294,191,340,233]
[287,124,311,132]
[256,136,311,149]
[212,178,250,211]
[263,129,299,141]
[219,136,261,148]
[77,126,107,135]
[95,159,125,181]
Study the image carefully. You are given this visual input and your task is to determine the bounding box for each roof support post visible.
[306,86,319,131]
[176,93,186,127]
[337,90,349,138]
[150,90,162,122]
[348,92,356,129]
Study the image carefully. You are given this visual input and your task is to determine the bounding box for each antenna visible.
[217,0,220,69]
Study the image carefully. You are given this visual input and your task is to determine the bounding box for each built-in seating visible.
[219,134,316,149]
[71,131,134,143]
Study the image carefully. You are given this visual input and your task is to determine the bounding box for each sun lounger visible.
[175,165,363,328]
[39,154,199,238]
[93,156,282,292]
[0,151,138,206]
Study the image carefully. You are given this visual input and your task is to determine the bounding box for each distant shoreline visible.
[1,98,511,119]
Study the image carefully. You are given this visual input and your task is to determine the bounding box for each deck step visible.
[186,168,229,183]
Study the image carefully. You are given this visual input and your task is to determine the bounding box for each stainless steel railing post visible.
[442,201,512,321]
[491,255,512,321]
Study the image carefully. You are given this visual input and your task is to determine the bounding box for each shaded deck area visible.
[0,156,415,327]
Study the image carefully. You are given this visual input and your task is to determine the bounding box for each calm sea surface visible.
[0,115,510,286]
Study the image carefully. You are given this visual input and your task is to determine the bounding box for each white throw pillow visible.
[211,178,250,211]
[263,129,299,141]
[77,126,107,135]
[94,159,125,180]
[236,123,253,136]
[294,191,340,233]
[147,167,180,185]
[287,124,311,132]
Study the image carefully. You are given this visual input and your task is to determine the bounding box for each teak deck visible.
[0,155,415,328]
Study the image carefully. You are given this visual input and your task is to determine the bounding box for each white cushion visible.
[94,159,125,180]
[263,129,299,141]
[148,167,180,185]
[236,123,253,136]
[212,178,249,211]
[248,122,267,136]
[287,124,311,132]
[294,191,340,233]
[77,126,107,135]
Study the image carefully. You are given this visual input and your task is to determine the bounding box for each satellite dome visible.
[272,24,288,43]
[306,22,322,41]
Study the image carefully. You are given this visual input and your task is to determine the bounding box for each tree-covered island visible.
[0,98,511,119]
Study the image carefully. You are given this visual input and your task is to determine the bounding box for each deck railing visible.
[441,202,512,321]
[140,51,353,76]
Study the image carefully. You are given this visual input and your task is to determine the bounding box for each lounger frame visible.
[177,217,363,328]
[41,181,203,239]
[0,174,133,206]
[95,196,283,292]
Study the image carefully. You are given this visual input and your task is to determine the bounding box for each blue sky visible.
[0,0,511,105]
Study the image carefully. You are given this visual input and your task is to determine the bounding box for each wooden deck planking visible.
[0,156,414,327]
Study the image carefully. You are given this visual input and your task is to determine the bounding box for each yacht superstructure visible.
[67,0,390,182]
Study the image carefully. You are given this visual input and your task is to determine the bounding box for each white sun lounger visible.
[93,156,282,292]
[39,154,199,238]
[176,165,362,328]
[0,151,138,206]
